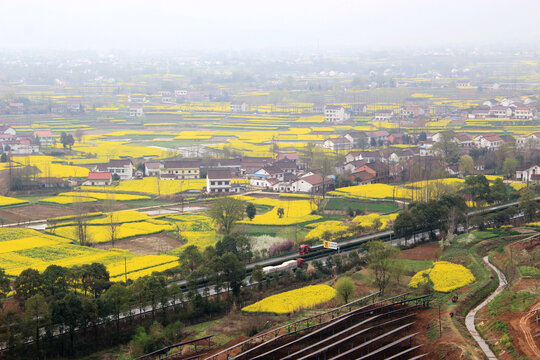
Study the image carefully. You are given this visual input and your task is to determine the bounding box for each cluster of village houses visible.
[78,127,540,195]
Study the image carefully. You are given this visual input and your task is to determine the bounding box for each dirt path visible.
[518,302,540,359]
[466,256,507,360]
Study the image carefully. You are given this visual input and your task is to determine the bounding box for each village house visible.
[344,150,378,164]
[206,168,238,193]
[516,133,540,149]
[34,130,55,147]
[129,105,144,118]
[324,105,350,123]
[350,103,367,115]
[9,103,24,115]
[0,125,16,136]
[388,133,405,144]
[365,130,389,146]
[455,80,472,88]
[230,101,249,113]
[128,95,147,103]
[349,170,376,185]
[399,106,424,118]
[2,139,39,154]
[489,106,512,118]
[240,157,272,175]
[175,90,188,97]
[144,162,161,177]
[161,160,201,180]
[474,133,503,150]
[252,165,285,182]
[514,106,536,120]
[105,159,134,180]
[291,173,334,193]
[516,165,540,183]
[322,136,352,151]
[373,110,394,122]
[83,172,113,186]
[455,133,474,148]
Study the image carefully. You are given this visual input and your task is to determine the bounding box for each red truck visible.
[299,244,312,255]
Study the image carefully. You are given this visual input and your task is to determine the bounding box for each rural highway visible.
[465,255,507,360]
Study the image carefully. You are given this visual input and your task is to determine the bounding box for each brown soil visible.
[95,232,184,254]
[399,243,441,261]
[0,204,78,223]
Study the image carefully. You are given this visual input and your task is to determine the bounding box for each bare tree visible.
[73,197,90,246]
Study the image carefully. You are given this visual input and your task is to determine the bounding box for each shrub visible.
[268,239,294,257]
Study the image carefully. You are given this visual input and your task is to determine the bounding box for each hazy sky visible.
[1,0,540,51]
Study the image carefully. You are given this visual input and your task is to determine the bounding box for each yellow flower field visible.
[330,183,411,200]
[58,192,151,201]
[12,155,90,178]
[242,284,336,314]
[53,220,175,243]
[408,261,475,292]
[0,228,179,281]
[352,213,398,229]
[236,196,321,225]
[40,196,98,205]
[305,221,351,241]
[82,177,206,195]
[0,195,28,207]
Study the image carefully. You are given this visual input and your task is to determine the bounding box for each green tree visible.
[458,155,474,176]
[251,265,264,283]
[207,197,245,235]
[335,277,355,304]
[365,241,399,296]
[220,253,246,298]
[502,157,518,179]
[0,153,7,162]
[519,187,538,221]
[0,269,11,299]
[103,283,131,338]
[23,294,49,356]
[51,293,83,354]
[433,132,460,165]
[42,265,69,299]
[465,175,491,204]
[246,203,256,221]
[178,245,203,276]
[277,207,284,218]
[491,178,507,203]
[14,268,43,302]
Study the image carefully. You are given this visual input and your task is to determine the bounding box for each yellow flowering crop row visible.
[331,183,411,200]
[0,229,179,281]
[12,155,90,178]
[58,192,151,201]
[106,254,178,278]
[352,213,398,229]
[82,177,206,195]
[52,220,175,244]
[40,196,98,205]
[305,221,351,241]
[236,197,321,225]
[242,284,336,314]
[0,195,28,207]
[408,261,475,292]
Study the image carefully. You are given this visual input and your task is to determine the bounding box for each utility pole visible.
[124,256,128,284]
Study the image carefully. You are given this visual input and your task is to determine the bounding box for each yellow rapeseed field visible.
[0,195,28,207]
[241,284,336,314]
[408,261,475,292]
[236,196,321,225]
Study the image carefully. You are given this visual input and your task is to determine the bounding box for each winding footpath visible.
[465,255,508,360]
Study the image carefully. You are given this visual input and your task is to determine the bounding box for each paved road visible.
[465,255,508,360]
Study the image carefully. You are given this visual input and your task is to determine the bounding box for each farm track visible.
[519,302,540,359]
[465,256,507,360]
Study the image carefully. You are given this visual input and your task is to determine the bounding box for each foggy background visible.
[1,0,540,51]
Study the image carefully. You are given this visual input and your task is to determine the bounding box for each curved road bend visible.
[465,255,508,360]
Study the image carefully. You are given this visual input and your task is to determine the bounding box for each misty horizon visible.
[2,0,540,52]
